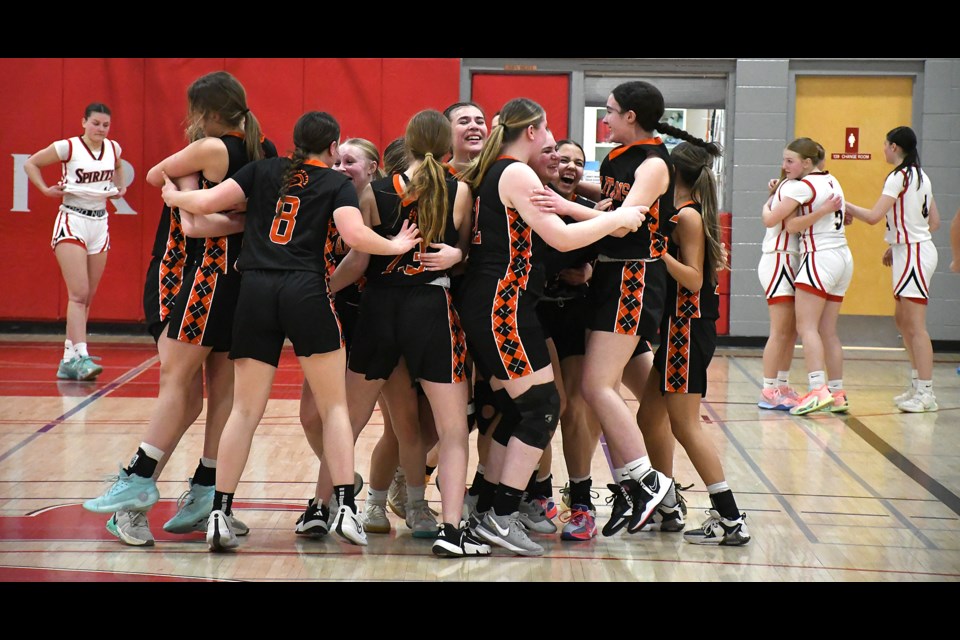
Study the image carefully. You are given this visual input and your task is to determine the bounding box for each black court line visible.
[841,415,960,519]
[791,418,938,550]
[728,354,960,544]
[700,399,820,544]
[0,355,159,465]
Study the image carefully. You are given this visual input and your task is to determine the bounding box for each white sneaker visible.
[897,390,938,413]
[106,510,155,547]
[893,384,916,404]
[332,505,368,546]
[206,509,239,552]
[387,468,407,519]
[405,499,439,538]
[361,502,391,534]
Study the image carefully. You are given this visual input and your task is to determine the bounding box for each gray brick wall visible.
[729,59,790,336]
[920,59,960,341]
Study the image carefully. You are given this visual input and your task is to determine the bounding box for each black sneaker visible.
[432,522,492,557]
[294,498,330,537]
[626,469,673,533]
[601,483,633,537]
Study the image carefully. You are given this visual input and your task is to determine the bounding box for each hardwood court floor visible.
[0,335,958,583]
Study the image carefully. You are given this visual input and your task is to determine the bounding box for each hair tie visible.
[425,152,433,159]
[243,108,250,115]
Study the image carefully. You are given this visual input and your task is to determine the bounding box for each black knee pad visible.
[491,388,520,447]
[512,383,561,450]
[474,377,498,435]
[473,376,499,436]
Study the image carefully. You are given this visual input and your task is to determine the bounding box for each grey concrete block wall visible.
[919,59,959,342]
[729,60,790,331]
[727,58,960,343]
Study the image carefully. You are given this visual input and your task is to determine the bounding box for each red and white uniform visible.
[50,136,121,254]
[883,167,938,303]
[758,181,801,304]
[781,172,853,301]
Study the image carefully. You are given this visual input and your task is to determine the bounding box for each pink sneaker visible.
[827,390,849,413]
[758,386,798,411]
[790,385,834,415]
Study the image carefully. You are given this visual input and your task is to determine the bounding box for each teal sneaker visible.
[75,355,103,381]
[83,467,159,513]
[106,510,155,546]
[56,357,79,380]
[163,479,215,534]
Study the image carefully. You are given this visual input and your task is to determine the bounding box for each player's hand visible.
[530,187,565,215]
[421,243,462,271]
[881,246,893,267]
[617,205,647,232]
[160,172,181,206]
[44,184,65,198]
[390,218,421,254]
[594,198,614,211]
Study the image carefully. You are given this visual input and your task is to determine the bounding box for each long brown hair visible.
[187,71,265,163]
[671,141,726,285]
[402,110,452,246]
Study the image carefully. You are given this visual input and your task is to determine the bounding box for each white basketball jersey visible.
[882,167,934,244]
[780,172,847,253]
[55,136,121,210]
[762,180,800,255]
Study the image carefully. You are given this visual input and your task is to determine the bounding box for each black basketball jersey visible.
[365,173,460,287]
[468,157,546,296]
[232,158,359,274]
[665,201,719,321]
[596,138,676,260]
[540,186,597,300]
[194,133,278,270]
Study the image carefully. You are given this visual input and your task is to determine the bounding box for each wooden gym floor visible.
[0,334,958,583]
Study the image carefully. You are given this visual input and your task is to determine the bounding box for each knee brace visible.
[473,376,498,436]
[511,383,561,450]
[491,388,521,447]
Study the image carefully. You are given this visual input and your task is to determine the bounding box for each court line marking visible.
[0,355,159,464]
[728,354,957,547]
[699,399,819,543]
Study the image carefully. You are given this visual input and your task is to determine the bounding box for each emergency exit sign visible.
[831,127,871,160]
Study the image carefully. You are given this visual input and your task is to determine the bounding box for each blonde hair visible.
[341,138,385,180]
[460,97,544,192]
[402,110,452,246]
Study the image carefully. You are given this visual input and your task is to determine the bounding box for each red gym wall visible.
[1,60,730,335]
[0,58,460,324]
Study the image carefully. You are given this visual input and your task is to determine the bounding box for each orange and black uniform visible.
[652,201,719,396]
[535,187,597,361]
[589,137,675,342]
[458,157,550,380]
[143,204,195,342]
[228,157,356,366]
[349,173,466,383]
[165,134,277,351]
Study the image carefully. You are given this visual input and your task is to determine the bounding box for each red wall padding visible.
[471,74,570,141]
[717,212,732,335]
[1,58,459,323]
